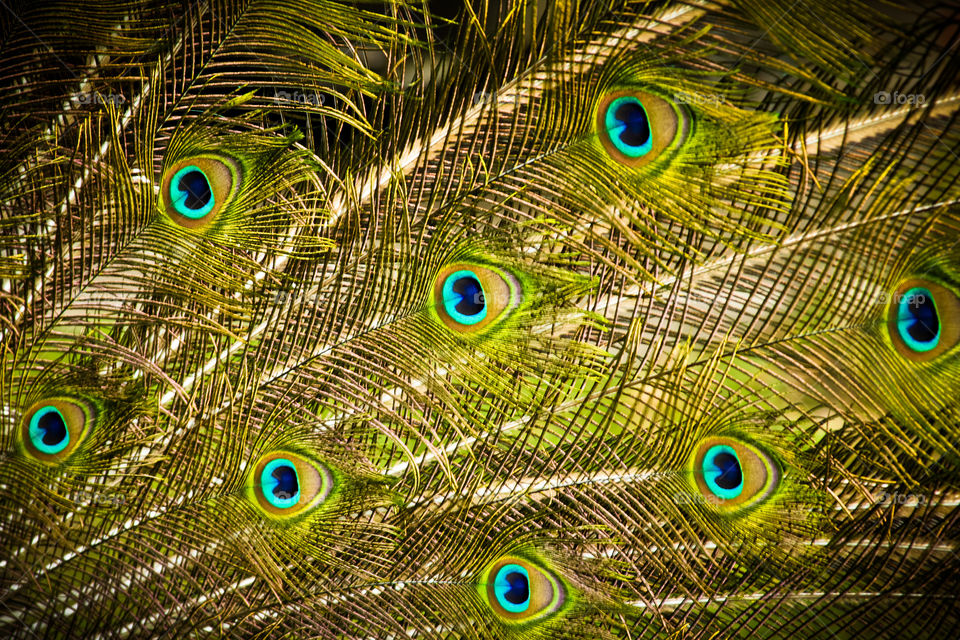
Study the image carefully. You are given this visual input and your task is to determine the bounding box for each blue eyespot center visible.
[170,166,214,218]
[261,458,300,509]
[442,270,487,325]
[494,564,530,612]
[702,445,743,500]
[897,287,939,352]
[605,96,652,158]
[29,406,69,455]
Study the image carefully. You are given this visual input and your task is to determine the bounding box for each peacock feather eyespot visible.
[481,556,566,625]
[887,278,960,362]
[249,451,334,519]
[20,398,94,463]
[691,437,778,511]
[170,166,214,218]
[260,458,301,509]
[432,263,520,333]
[596,89,682,167]
[160,154,241,228]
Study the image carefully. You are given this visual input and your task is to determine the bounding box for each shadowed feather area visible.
[2,0,960,638]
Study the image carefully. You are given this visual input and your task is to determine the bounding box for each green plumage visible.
[1,1,959,638]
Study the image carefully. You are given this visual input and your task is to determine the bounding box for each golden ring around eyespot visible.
[886,278,960,362]
[160,154,241,229]
[21,398,92,463]
[250,451,333,518]
[692,437,778,511]
[433,263,520,333]
[596,89,682,167]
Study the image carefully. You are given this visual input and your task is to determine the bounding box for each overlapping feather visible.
[2,1,959,638]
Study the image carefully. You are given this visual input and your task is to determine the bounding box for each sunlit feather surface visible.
[2,0,960,638]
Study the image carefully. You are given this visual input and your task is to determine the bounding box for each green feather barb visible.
[1,1,959,638]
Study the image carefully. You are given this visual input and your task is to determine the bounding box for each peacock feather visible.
[2,0,959,637]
